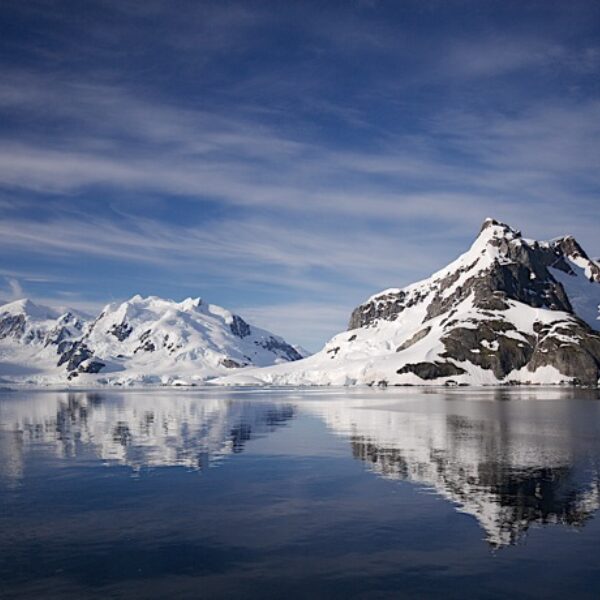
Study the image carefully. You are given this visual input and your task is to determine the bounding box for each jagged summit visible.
[355,217,600,330]
[362,218,526,311]
[216,219,600,388]
[479,216,520,235]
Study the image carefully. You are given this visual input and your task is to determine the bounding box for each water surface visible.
[1,387,600,599]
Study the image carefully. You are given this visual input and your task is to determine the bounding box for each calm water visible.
[1,387,600,599]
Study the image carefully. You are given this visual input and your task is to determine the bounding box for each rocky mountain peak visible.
[478,217,521,238]
[217,219,600,388]
[551,235,600,283]
[349,219,597,332]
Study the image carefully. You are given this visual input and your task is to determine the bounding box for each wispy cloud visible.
[7,278,24,300]
[440,37,563,79]
[0,211,448,291]
[0,78,597,226]
[0,0,598,349]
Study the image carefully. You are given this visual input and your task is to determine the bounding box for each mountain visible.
[216,218,600,387]
[0,299,87,383]
[0,295,304,386]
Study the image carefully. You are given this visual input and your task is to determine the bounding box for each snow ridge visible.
[0,295,304,386]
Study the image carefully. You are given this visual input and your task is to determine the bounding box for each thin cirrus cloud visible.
[0,0,598,349]
[0,90,597,215]
[0,212,444,288]
[440,38,565,79]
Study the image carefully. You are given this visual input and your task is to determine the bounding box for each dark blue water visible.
[1,387,600,599]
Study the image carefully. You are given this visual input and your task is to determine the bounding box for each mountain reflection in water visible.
[0,391,295,478]
[304,390,600,547]
[1,388,599,550]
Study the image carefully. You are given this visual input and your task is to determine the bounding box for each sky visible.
[0,0,599,351]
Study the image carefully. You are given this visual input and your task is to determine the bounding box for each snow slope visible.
[216,219,600,387]
[0,295,304,386]
[0,299,86,382]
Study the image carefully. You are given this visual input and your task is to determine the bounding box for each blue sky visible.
[0,0,599,350]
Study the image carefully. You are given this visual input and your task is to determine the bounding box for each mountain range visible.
[0,295,304,386]
[2,218,599,387]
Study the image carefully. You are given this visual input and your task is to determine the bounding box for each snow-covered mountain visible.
[216,219,600,387]
[0,298,86,344]
[0,299,87,383]
[0,295,304,386]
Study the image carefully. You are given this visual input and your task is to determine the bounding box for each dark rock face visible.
[110,321,133,341]
[135,340,156,353]
[349,291,407,330]
[554,236,600,282]
[0,314,26,339]
[58,341,94,371]
[66,358,106,380]
[396,361,466,379]
[134,329,156,353]
[259,337,303,361]
[441,321,535,379]
[348,289,429,330]
[59,341,106,377]
[525,320,600,386]
[230,315,251,338]
[396,327,431,352]
[425,260,572,321]
[435,316,600,385]
[221,358,246,368]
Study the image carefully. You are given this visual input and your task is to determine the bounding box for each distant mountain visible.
[217,218,600,387]
[0,298,85,350]
[0,295,305,386]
